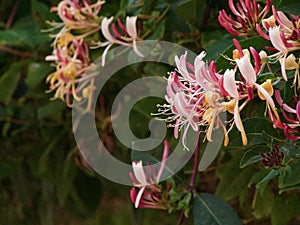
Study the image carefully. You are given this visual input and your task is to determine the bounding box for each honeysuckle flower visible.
[56,0,103,29]
[222,40,280,144]
[218,0,272,37]
[158,51,237,147]
[130,140,171,209]
[46,0,103,48]
[275,90,300,140]
[45,39,95,108]
[100,16,143,66]
[257,7,300,81]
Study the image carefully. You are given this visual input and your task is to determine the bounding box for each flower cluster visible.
[159,40,280,147]
[45,0,143,109]
[218,0,272,36]
[130,140,171,209]
[157,0,300,150]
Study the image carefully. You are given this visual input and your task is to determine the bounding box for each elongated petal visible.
[157,140,169,182]
[175,52,193,82]
[254,83,275,107]
[236,55,256,84]
[101,17,116,43]
[296,101,300,122]
[132,161,148,185]
[126,16,138,38]
[234,100,247,145]
[269,26,287,52]
[223,69,239,98]
[135,186,146,208]
[279,57,288,80]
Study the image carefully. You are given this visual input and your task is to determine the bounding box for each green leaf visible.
[25,62,52,89]
[256,72,275,83]
[278,3,300,15]
[240,145,269,168]
[216,151,254,201]
[0,61,25,104]
[193,193,242,225]
[227,117,283,148]
[31,0,56,26]
[256,169,280,188]
[37,100,66,119]
[0,27,48,49]
[279,161,300,189]
[174,0,204,23]
[57,152,77,205]
[148,19,166,40]
[271,193,298,225]
[252,186,274,219]
[202,29,232,60]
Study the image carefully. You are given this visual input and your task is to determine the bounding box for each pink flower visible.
[129,140,171,209]
[100,16,143,66]
[45,39,95,108]
[159,51,231,146]
[56,0,103,29]
[275,90,300,140]
[218,0,272,36]
[257,7,300,81]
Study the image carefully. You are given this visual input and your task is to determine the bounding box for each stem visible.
[0,45,32,57]
[5,0,20,29]
[177,132,201,225]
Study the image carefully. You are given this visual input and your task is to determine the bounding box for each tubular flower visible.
[218,0,272,36]
[45,39,95,108]
[257,7,300,81]
[158,51,239,147]
[100,16,143,66]
[275,90,300,140]
[221,40,280,145]
[129,140,171,209]
[46,0,104,47]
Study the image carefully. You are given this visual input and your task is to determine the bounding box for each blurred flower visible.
[45,39,95,108]
[130,140,171,209]
[275,90,300,140]
[100,16,143,66]
[218,0,272,36]
[46,0,104,47]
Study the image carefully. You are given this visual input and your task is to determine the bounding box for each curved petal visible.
[126,16,138,38]
[236,55,256,84]
[269,26,287,52]
[132,161,148,185]
[223,69,239,98]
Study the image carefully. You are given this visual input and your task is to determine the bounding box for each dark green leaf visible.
[271,193,298,225]
[37,100,66,119]
[240,145,269,168]
[193,193,242,225]
[216,151,254,201]
[202,29,232,60]
[256,169,280,188]
[278,3,300,15]
[25,62,52,89]
[148,19,166,40]
[57,153,77,205]
[252,186,274,219]
[0,61,25,105]
[279,161,300,189]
